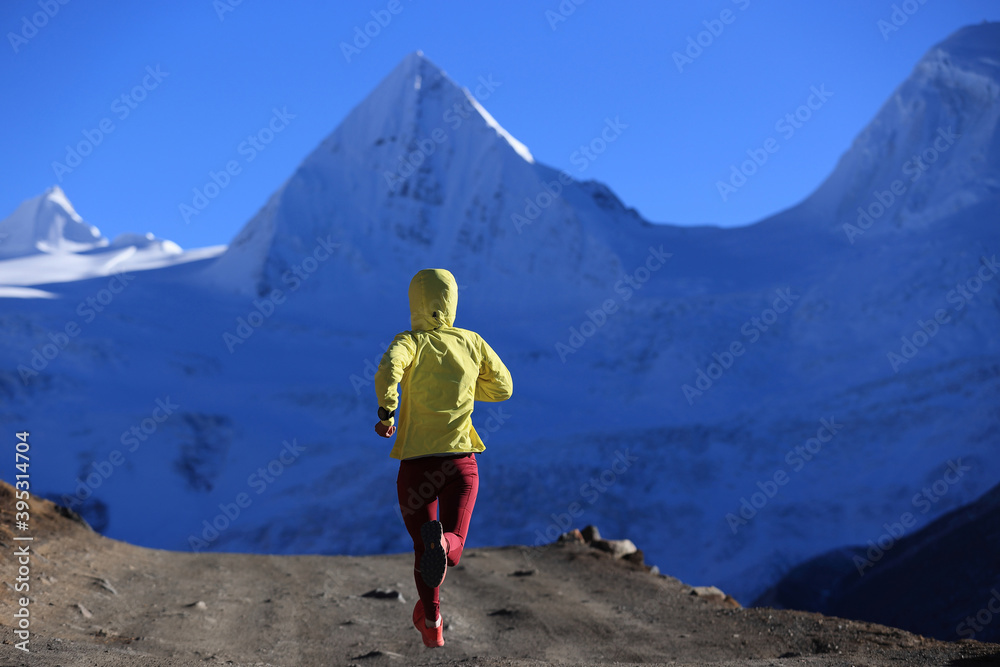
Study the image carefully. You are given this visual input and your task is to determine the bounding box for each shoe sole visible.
[419,520,447,589]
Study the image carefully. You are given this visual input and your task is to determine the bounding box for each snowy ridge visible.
[465,89,535,163]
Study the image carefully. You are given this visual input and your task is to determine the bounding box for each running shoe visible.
[412,599,444,648]
[419,520,448,588]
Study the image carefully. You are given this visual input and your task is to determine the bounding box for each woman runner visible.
[374,268,513,648]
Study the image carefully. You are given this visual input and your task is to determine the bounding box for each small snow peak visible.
[43,186,84,223]
[109,232,182,254]
[0,188,107,257]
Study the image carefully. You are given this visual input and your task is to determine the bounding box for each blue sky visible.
[2,1,998,250]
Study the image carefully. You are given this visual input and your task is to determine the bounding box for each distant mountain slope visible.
[755,480,1000,643]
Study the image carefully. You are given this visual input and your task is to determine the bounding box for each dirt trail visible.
[1,482,997,666]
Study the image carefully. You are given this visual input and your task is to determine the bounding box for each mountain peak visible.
[329,51,533,165]
[916,21,1000,87]
[209,52,615,296]
[779,22,1000,233]
[398,48,429,73]
[387,48,438,86]
[0,186,107,257]
[934,21,1000,62]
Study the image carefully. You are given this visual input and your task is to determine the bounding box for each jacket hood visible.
[408,268,458,331]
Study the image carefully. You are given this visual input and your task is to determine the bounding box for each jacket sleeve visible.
[474,335,513,402]
[374,333,416,419]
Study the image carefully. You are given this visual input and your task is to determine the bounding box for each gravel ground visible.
[1,482,998,667]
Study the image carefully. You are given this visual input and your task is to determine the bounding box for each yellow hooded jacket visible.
[374,269,513,460]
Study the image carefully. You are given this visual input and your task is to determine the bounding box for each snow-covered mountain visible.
[771,22,1000,235]
[0,186,106,257]
[0,187,223,298]
[206,50,634,301]
[1,25,998,606]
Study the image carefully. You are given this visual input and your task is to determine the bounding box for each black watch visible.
[378,407,395,422]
